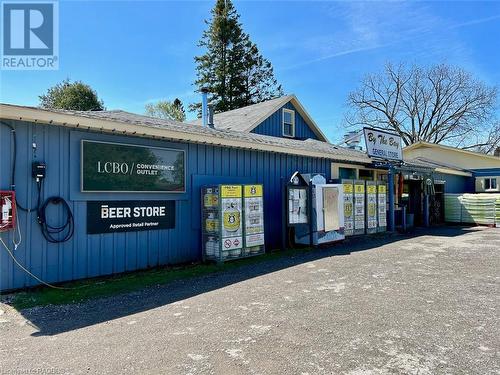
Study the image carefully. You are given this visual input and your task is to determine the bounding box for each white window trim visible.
[484,177,498,191]
[282,108,295,138]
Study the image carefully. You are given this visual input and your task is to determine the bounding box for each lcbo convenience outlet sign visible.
[1,1,59,70]
[81,140,186,193]
[87,201,175,234]
[363,128,403,161]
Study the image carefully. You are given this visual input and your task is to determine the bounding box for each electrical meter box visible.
[354,180,366,235]
[202,184,265,262]
[377,182,387,232]
[366,181,378,234]
[0,191,16,232]
[342,180,354,236]
[295,175,345,246]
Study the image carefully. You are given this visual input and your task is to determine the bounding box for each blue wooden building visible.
[404,142,500,193]
[0,96,376,291]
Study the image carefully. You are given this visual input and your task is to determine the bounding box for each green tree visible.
[242,41,283,106]
[39,79,104,111]
[145,98,186,122]
[192,0,283,114]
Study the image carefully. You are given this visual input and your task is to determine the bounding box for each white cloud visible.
[276,2,498,71]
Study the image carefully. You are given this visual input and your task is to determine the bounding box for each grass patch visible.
[8,247,312,310]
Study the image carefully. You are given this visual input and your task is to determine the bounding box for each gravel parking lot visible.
[1,226,499,374]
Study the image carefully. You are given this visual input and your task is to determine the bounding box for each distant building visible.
[403,141,500,193]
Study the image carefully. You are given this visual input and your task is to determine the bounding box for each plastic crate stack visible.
[444,194,462,223]
[496,196,500,225]
[444,193,500,226]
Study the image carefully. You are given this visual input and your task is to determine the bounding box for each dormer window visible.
[282,108,295,137]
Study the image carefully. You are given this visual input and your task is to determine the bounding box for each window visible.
[485,178,497,190]
[359,169,374,181]
[339,167,356,180]
[282,108,295,137]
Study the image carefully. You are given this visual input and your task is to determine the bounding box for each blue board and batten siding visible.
[433,173,475,193]
[251,102,319,140]
[471,168,500,177]
[0,119,331,291]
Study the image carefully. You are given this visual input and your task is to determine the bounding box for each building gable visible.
[251,101,319,140]
[188,94,328,142]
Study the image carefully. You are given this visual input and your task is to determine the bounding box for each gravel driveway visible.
[1,226,499,374]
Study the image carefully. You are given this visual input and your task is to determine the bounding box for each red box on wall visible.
[0,191,16,232]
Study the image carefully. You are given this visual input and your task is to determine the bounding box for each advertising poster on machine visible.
[342,180,354,236]
[288,188,308,224]
[377,183,387,231]
[366,182,377,234]
[220,185,243,251]
[243,185,265,248]
[354,180,365,235]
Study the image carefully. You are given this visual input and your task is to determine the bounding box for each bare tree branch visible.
[345,63,498,153]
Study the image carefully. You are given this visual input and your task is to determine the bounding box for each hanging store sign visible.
[81,140,185,192]
[87,200,175,234]
[363,128,403,161]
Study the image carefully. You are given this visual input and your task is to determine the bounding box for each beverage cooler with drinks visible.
[201,184,265,262]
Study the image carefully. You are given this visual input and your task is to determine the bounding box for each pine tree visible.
[192,0,283,114]
[173,98,185,116]
[241,41,283,106]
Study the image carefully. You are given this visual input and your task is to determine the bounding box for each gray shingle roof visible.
[189,95,291,131]
[188,94,328,141]
[1,103,372,164]
[84,110,370,162]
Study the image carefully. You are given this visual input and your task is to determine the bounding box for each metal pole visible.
[423,194,430,227]
[201,88,208,127]
[388,167,395,232]
[282,179,287,251]
[402,205,406,232]
[308,185,313,247]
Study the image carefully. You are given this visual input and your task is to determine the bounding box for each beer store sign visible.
[363,128,403,161]
[87,200,175,234]
[81,140,185,192]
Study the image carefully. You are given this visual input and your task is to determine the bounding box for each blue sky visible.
[1,0,499,143]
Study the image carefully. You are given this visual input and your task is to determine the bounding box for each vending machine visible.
[377,182,387,232]
[342,180,354,236]
[295,175,345,246]
[243,184,265,255]
[354,180,366,235]
[201,184,265,262]
[366,181,378,234]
